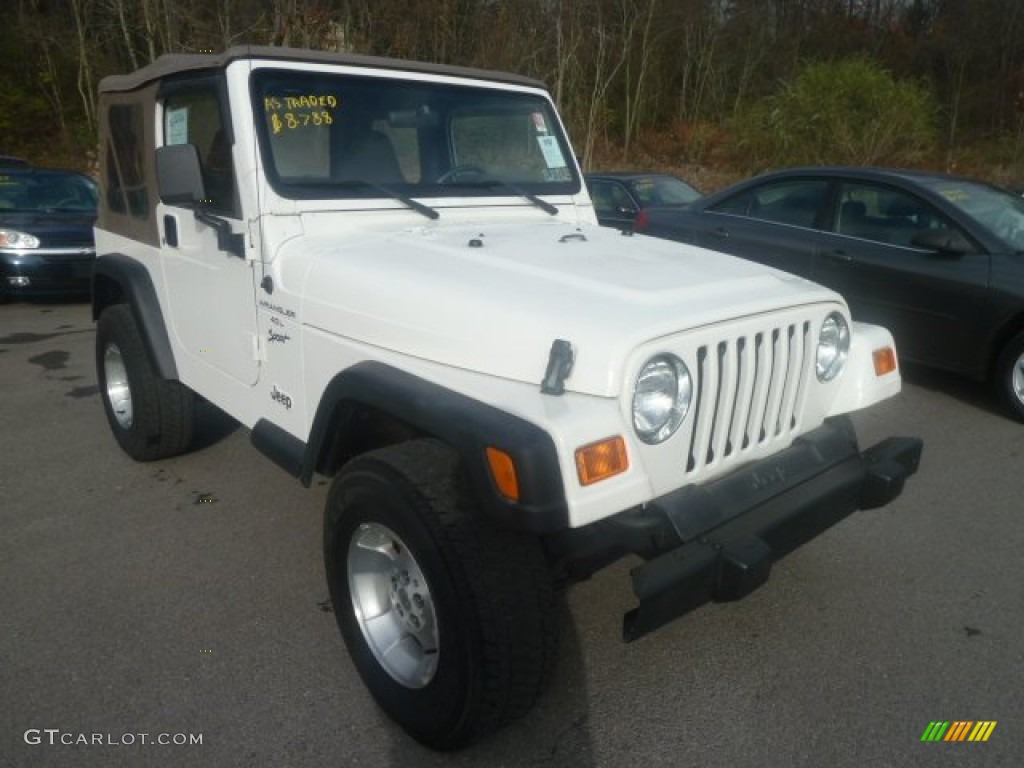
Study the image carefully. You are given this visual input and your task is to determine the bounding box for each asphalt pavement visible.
[1,300,1022,767]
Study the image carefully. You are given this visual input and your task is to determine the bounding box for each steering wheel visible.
[436,165,487,184]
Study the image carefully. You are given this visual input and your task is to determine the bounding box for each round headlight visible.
[816,312,850,382]
[632,354,692,444]
[0,229,40,249]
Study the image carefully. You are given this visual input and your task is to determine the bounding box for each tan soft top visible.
[98,45,546,94]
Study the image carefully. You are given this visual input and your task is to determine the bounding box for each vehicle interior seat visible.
[335,128,405,185]
[838,199,869,236]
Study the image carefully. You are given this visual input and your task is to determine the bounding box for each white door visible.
[158,80,260,386]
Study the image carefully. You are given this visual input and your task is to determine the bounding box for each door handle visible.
[825,249,852,262]
[710,228,729,239]
[163,215,178,248]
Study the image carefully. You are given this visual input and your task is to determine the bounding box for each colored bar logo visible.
[921,721,997,742]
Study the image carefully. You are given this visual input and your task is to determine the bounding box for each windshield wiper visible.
[448,179,558,216]
[333,180,439,220]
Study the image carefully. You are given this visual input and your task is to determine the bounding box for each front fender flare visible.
[304,362,570,534]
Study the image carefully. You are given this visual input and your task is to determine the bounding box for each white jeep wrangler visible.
[93,47,922,749]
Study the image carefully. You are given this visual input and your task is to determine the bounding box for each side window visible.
[608,183,635,210]
[712,179,828,228]
[588,180,617,216]
[163,89,237,216]
[836,182,959,248]
[711,189,757,217]
[106,104,148,219]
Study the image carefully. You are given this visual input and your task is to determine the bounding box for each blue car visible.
[0,166,98,301]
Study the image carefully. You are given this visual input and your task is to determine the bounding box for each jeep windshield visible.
[252,69,579,201]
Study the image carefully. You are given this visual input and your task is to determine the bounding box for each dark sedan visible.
[1,166,98,301]
[634,166,1024,420]
[585,172,701,230]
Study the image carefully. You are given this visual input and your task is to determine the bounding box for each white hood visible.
[290,215,838,397]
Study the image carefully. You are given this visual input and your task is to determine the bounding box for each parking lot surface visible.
[2,300,1022,767]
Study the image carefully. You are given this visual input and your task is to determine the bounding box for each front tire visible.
[996,331,1024,422]
[96,304,194,460]
[324,439,557,750]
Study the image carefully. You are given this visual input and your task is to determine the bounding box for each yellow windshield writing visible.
[265,95,338,134]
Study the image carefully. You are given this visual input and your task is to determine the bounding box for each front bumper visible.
[1,249,95,297]
[617,417,921,641]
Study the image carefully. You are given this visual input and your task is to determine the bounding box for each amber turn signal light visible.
[873,347,897,376]
[485,446,520,501]
[575,436,628,486]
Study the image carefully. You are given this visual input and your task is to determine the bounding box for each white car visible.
[92,47,922,750]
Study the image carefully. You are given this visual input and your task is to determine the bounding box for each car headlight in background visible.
[632,354,692,444]
[0,229,40,249]
[816,311,850,382]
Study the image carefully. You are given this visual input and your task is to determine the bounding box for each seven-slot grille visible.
[685,317,814,476]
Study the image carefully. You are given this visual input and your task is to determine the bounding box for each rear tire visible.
[996,331,1024,422]
[96,304,194,460]
[324,439,557,750]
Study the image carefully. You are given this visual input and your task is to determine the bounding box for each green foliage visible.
[729,57,938,171]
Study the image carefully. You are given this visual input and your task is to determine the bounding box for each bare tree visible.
[621,0,660,161]
[69,0,97,133]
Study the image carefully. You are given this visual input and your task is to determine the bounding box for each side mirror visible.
[156,144,206,205]
[911,228,973,256]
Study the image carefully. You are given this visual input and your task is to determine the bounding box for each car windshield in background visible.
[630,176,700,206]
[251,70,579,199]
[0,170,98,213]
[929,179,1024,251]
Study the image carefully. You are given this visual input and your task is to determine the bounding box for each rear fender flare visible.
[92,253,178,381]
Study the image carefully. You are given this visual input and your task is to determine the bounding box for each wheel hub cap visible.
[347,522,439,688]
[1013,352,1024,404]
[103,343,133,429]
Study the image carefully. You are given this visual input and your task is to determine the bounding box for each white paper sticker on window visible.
[537,135,566,169]
[166,107,189,146]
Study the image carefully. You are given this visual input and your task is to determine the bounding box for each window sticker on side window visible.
[166,106,189,146]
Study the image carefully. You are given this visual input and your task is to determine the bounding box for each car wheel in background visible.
[996,331,1024,421]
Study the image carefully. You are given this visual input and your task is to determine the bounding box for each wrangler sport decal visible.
[259,299,296,319]
[267,328,291,344]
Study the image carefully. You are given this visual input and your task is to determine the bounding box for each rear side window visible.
[106,104,148,219]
